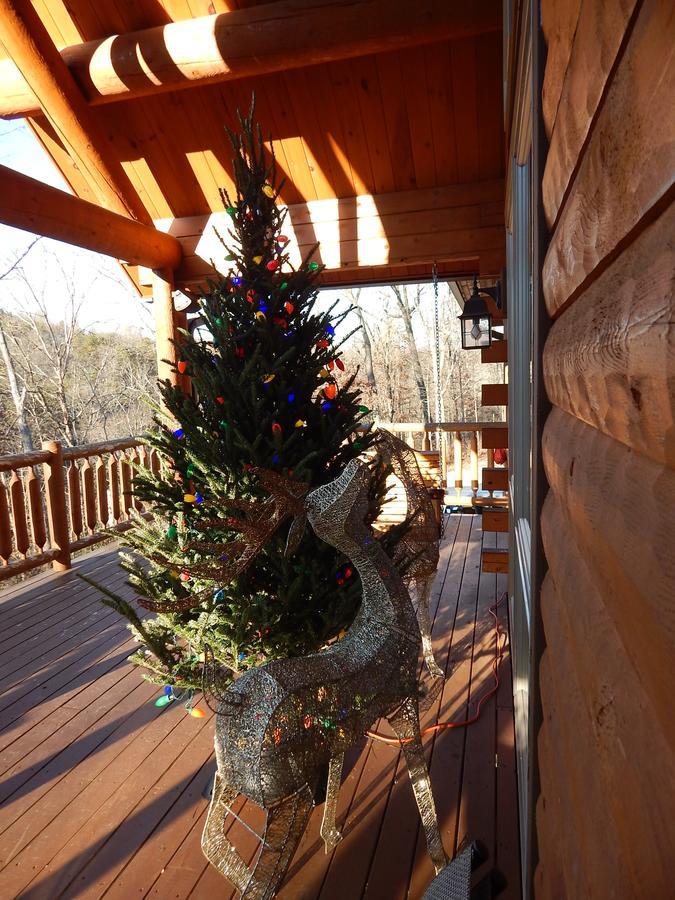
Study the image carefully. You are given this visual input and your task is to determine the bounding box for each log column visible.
[152,268,190,394]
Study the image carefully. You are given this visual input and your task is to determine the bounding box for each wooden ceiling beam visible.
[0,164,182,270]
[0,0,150,222]
[146,179,505,289]
[0,0,501,117]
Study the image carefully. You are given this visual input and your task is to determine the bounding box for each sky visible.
[0,119,461,343]
[0,119,153,335]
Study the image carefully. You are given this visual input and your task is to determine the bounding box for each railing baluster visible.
[0,477,12,564]
[150,448,161,476]
[26,465,46,551]
[121,451,133,517]
[82,458,97,534]
[131,446,144,512]
[470,433,479,495]
[9,470,29,558]
[96,455,109,527]
[453,432,463,489]
[109,453,121,523]
[68,460,83,539]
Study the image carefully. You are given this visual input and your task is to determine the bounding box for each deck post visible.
[42,440,71,572]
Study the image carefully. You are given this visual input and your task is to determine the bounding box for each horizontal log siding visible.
[537,0,675,894]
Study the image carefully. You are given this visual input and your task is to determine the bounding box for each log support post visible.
[453,431,463,489]
[152,268,190,395]
[42,440,71,572]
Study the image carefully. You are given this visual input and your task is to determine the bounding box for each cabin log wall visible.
[536,0,675,894]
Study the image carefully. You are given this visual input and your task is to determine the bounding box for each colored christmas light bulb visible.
[232,276,242,286]
[358,405,370,413]
[177,361,188,374]
[173,428,184,439]
[308,261,319,271]
[252,255,263,265]
[284,301,294,314]
[266,259,279,271]
[280,281,288,291]
[263,373,276,383]
[166,524,178,540]
[324,384,337,400]
[272,422,282,434]
[277,235,289,245]
[189,707,206,718]
[195,492,204,504]
[155,694,173,707]
[262,184,275,198]
[164,685,173,695]
[321,401,332,411]
[216,396,225,404]
[226,206,237,217]
[295,419,307,428]
[214,317,222,326]
[246,290,256,302]
[326,325,335,336]
[287,392,295,402]
[255,311,266,321]
[180,572,190,582]
[183,493,196,503]
[336,358,345,371]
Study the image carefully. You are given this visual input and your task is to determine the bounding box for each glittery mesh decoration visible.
[201,458,447,897]
[376,430,443,676]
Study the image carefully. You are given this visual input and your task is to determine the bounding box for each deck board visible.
[0,518,519,899]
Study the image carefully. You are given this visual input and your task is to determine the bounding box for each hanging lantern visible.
[458,276,503,351]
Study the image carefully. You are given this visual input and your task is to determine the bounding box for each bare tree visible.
[388,284,430,423]
[346,288,376,387]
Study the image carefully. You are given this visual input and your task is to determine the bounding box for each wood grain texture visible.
[544,201,675,469]
[542,0,675,316]
[542,407,675,754]
[481,467,508,491]
[542,0,638,226]
[540,490,675,892]
[541,0,582,139]
[481,383,508,406]
[480,340,507,363]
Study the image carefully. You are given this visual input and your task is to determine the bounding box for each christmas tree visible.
[100,105,382,691]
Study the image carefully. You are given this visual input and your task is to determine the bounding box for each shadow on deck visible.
[0,515,519,899]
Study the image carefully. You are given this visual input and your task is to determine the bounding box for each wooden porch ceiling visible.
[0,0,505,291]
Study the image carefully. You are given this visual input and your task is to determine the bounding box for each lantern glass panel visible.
[460,315,492,350]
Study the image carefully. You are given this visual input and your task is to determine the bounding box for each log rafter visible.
[0,0,149,222]
[0,163,182,270]
[0,0,500,118]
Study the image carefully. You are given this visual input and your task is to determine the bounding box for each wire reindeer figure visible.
[199,458,447,898]
[376,430,444,677]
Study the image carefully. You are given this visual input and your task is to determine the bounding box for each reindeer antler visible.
[138,469,309,613]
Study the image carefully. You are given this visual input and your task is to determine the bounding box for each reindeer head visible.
[305,457,370,545]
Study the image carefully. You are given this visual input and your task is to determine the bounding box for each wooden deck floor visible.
[0,514,519,899]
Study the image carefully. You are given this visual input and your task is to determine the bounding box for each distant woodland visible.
[0,244,503,456]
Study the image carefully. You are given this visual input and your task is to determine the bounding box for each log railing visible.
[375,421,507,491]
[0,422,505,583]
[0,436,153,582]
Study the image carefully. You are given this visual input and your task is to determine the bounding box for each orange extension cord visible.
[366,591,508,746]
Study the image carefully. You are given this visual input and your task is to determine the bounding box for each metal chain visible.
[432,263,443,457]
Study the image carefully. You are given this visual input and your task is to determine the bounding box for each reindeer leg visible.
[244,784,314,900]
[387,696,447,874]
[415,575,444,678]
[320,752,345,852]
[201,773,251,893]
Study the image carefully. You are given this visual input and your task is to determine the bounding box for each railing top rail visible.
[0,449,51,472]
[373,421,507,432]
[62,436,145,461]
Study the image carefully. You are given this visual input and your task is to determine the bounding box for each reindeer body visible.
[203,459,446,898]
